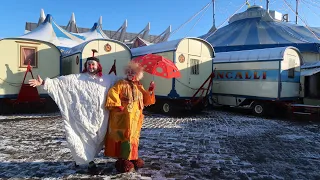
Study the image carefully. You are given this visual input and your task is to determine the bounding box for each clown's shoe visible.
[115,159,135,173]
[131,158,145,169]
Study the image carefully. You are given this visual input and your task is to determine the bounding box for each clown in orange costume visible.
[104,61,155,173]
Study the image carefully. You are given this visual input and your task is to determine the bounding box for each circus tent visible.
[37,9,45,27]
[72,22,109,41]
[65,12,109,41]
[20,14,85,51]
[201,6,320,53]
[65,13,78,33]
[131,36,153,48]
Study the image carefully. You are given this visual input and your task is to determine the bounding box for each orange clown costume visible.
[104,61,155,172]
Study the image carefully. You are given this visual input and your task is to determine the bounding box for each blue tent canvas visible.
[201,6,320,53]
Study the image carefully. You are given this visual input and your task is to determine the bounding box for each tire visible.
[251,102,266,116]
[161,101,172,114]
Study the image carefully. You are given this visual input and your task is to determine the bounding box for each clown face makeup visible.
[86,60,98,74]
[126,69,137,81]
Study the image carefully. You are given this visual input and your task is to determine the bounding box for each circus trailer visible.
[131,37,215,114]
[0,38,61,114]
[299,60,320,107]
[61,39,132,77]
[211,46,302,116]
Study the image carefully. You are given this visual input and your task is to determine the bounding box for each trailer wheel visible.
[252,102,266,116]
[155,100,174,114]
[161,101,171,114]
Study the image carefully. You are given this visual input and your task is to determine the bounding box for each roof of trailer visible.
[213,46,301,63]
[131,37,214,57]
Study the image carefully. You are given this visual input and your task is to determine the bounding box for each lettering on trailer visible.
[212,70,300,82]
[213,70,267,80]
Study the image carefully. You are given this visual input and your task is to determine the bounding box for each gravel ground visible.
[0,109,319,180]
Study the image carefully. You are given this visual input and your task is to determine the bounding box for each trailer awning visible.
[301,61,320,69]
[301,67,320,76]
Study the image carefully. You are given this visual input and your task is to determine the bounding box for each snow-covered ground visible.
[0,109,320,179]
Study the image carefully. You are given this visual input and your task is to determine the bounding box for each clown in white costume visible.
[29,55,121,172]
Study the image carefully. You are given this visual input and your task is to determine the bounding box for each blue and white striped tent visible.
[20,14,84,50]
[202,6,320,53]
[72,23,109,41]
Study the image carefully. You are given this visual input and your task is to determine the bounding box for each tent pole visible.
[296,0,299,24]
[212,0,215,29]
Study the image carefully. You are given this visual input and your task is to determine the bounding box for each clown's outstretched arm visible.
[28,74,75,106]
[29,74,71,92]
[28,75,44,87]
[29,75,54,92]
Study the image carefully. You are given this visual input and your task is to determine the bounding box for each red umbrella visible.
[132,54,181,79]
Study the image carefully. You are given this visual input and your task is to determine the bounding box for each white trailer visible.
[131,37,215,114]
[211,46,302,116]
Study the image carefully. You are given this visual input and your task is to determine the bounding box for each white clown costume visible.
[43,73,120,165]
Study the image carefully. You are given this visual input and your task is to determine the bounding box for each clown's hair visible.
[124,61,144,81]
[82,61,103,77]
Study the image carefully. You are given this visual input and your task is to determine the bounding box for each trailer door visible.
[188,55,211,96]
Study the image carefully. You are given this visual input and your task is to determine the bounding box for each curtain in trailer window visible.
[190,59,200,75]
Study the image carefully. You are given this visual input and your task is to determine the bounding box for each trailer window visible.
[288,68,295,78]
[190,59,200,75]
[20,46,38,68]
[288,59,295,78]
